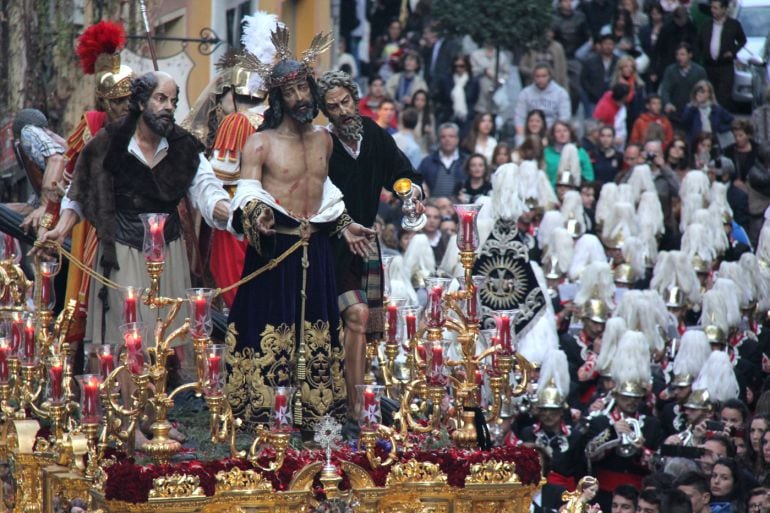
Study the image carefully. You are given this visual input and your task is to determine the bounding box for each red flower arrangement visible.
[103,444,541,503]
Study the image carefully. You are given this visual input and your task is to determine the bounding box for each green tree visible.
[432,0,553,81]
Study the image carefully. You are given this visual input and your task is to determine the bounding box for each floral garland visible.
[103,444,541,503]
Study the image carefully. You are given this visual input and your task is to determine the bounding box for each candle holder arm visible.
[474,346,499,364]
[103,366,149,418]
[399,379,436,434]
[511,352,533,396]
[166,381,199,403]
[248,427,289,472]
[53,300,77,348]
[443,318,465,334]
[359,425,399,468]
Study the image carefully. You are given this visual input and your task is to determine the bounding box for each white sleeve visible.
[60,192,83,221]
[187,154,230,230]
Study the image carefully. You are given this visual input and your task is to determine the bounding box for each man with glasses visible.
[748,488,770,513]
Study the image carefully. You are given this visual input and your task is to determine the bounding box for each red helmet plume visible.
[76,21,127,75]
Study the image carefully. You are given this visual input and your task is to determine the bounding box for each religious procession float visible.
[0,188,545,513]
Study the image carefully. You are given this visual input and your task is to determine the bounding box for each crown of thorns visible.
[237,26,333,89]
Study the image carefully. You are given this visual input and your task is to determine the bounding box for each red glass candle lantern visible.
[271,386,295,432]
[386,297,407,343]
[426,277,451,328]
[493,310,516,354]
[95,344,117,379]
[429,340,446,385]
[120,322,147,375]
[37,258,59,311]
[399,305,422,346]
[10,313,22,357]
[204,344,226,397]
[76,374,103,424]
[357,384,384,430]
[462,275,485,323]
[47,355,64,404]
[187,288,215,339]
[139,213,169,263]
[0,338,10,384]
[121,286,141,325]
[22,314,36,365]
[453,204,482,252]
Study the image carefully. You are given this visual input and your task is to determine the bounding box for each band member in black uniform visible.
[585,331,663,512]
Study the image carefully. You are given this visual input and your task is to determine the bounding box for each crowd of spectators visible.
[340,2,770,512]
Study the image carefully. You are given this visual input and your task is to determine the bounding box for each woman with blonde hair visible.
[611,56,646,128]
[681,80,734,147]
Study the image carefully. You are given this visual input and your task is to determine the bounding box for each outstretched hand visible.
[343,223,376,257]
[20,205,46,235]
[255,207,276,236]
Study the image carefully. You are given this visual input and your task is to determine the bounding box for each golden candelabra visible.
[0,199,545,513]
[366,202,533,457]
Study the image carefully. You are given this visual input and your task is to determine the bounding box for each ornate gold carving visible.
[215,467,272,493]
[376,499,426,513]
[466,460,520,485]
[386,461,447,485]
[341,461,376,489]
[148,473,205,500]
[288,461,324,491]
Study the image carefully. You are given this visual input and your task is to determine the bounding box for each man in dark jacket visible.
[579,0,616,41]
[655,6,698,76]
[580,34,618,117]
[659,43,707,129]
[553,0,591,59]
[421,23,460,125]
[696,0,746,109]
[417,122,468,198]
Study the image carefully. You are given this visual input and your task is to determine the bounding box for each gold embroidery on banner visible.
[225,320,346,429]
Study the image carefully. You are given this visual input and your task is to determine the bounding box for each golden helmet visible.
[704,324,727,346]
[537,378,566,409]
[613,262,634,285]
[581,298,610,324]
[692,254,711,274]
[615,380,646,398]
[602,232,625,250]
[683,388,711,410]
[671,373,694,388]
[565,217,584,239]
[543,254,563,280]
[664,286,686,309]
[556,170,579,189]
[231,64,265,100]
[97,62,133,99]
